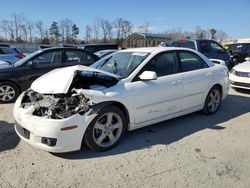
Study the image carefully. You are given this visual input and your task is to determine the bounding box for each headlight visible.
[230,69,236,75]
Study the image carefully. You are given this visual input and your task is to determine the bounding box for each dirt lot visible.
[0,88,250,188]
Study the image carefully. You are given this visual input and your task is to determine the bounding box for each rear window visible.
[0,47,16,54]
[171,41,196,49]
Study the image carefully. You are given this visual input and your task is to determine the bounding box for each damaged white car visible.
[14,47,230,153]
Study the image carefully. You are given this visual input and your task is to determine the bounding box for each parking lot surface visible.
[0,88,250,188]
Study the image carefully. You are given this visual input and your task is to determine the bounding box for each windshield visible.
[91,52,150,78]
[14,50,41,67]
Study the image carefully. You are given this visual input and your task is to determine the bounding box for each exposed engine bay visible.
[21,89,92,119]
[20,70,119,119]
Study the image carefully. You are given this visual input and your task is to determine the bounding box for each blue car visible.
[171,39,231,68]
[0,45,25,64]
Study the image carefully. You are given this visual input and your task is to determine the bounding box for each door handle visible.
[206,72,213,77]
[171,80,182,86]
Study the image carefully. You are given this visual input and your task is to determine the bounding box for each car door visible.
[177,50,212,111]
[198,40,212,58]
[209,41,228,60]
[63,50,98,67]
[131,51,183,125]
[20,50,64,88]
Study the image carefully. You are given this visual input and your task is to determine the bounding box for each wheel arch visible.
[87,101,130,125]
[209,83,223,97]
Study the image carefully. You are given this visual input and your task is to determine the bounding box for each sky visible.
[0,0,250,39]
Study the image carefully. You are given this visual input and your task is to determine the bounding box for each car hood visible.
[31,65,120,94]
[234,61,250,72]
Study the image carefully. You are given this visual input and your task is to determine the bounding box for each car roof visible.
[40,47,86,52]
[121,47,198,53]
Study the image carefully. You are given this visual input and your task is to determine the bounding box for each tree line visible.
[0,13,228,47]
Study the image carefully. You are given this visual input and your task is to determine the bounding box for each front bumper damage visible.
[14,92,97,153]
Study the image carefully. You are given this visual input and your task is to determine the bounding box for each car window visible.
[142,52,178,77]
[66,50,96,65]
[172,41,196,49]
[0,47,14,54]
[210,41,225,53]
[199,41,210,53]
[179,51,207,72]
[33,51,62,65]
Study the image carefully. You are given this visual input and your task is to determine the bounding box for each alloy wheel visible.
[92,112,123,148]
[0,85,16,102]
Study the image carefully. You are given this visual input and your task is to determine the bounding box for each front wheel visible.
[203,86,221,115]
[0,81,20,103]
[83,105,127,151]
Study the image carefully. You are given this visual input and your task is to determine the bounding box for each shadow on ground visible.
[55,93,250,160]
[0,121,20,153]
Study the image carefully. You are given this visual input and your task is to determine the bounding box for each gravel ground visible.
[0,88,250,188]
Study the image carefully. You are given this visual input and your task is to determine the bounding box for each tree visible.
[0,20,10,40]
[20,24,28,41]
[137,23,150,33]
[92,20,100,42]
[11,13,25,40]
[214,30,228,42]
[26,20,34,43]
[49,21,61,43]
[98,18,113,42]
[85,24,92,43]
[209,28,216,40]
[72,24,79,42]
[63,18,73,42]
[114,18,133,46]
[35,20,44,40]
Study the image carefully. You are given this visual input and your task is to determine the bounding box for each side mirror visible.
[139,71,157,81]
[245,57,250,61]
[27,61,38,68]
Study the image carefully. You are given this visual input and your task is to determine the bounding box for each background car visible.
[227,43,250,65]
[14,47,229,153]
[229,57,250,90]
[0,47,99,103]
[94,49,118,58]
[0,44,25,63]
[171,39,231,68]
[78,44,119,53]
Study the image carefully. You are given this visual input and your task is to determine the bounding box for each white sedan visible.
[14,47,230,153]
[229,58,250,90]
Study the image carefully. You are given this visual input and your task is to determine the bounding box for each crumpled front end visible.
[13,90,97,153]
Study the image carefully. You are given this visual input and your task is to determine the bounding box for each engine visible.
[21,90,91,119]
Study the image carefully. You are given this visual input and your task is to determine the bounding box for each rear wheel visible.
[0,82,20,103]
[203,86,221,115]
[83,105,127,151]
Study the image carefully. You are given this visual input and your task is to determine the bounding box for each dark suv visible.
[171,39,230,67]
[0,47,99,103]
[227,43,250,64]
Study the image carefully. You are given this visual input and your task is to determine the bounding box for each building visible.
[221,38,250,45]
[127,32,171,48]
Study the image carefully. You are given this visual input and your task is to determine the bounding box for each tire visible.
[203,86,221,115]
[0,81,20,103]
[83,105,127,151]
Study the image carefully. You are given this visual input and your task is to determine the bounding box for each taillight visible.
[15,54,25,59]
